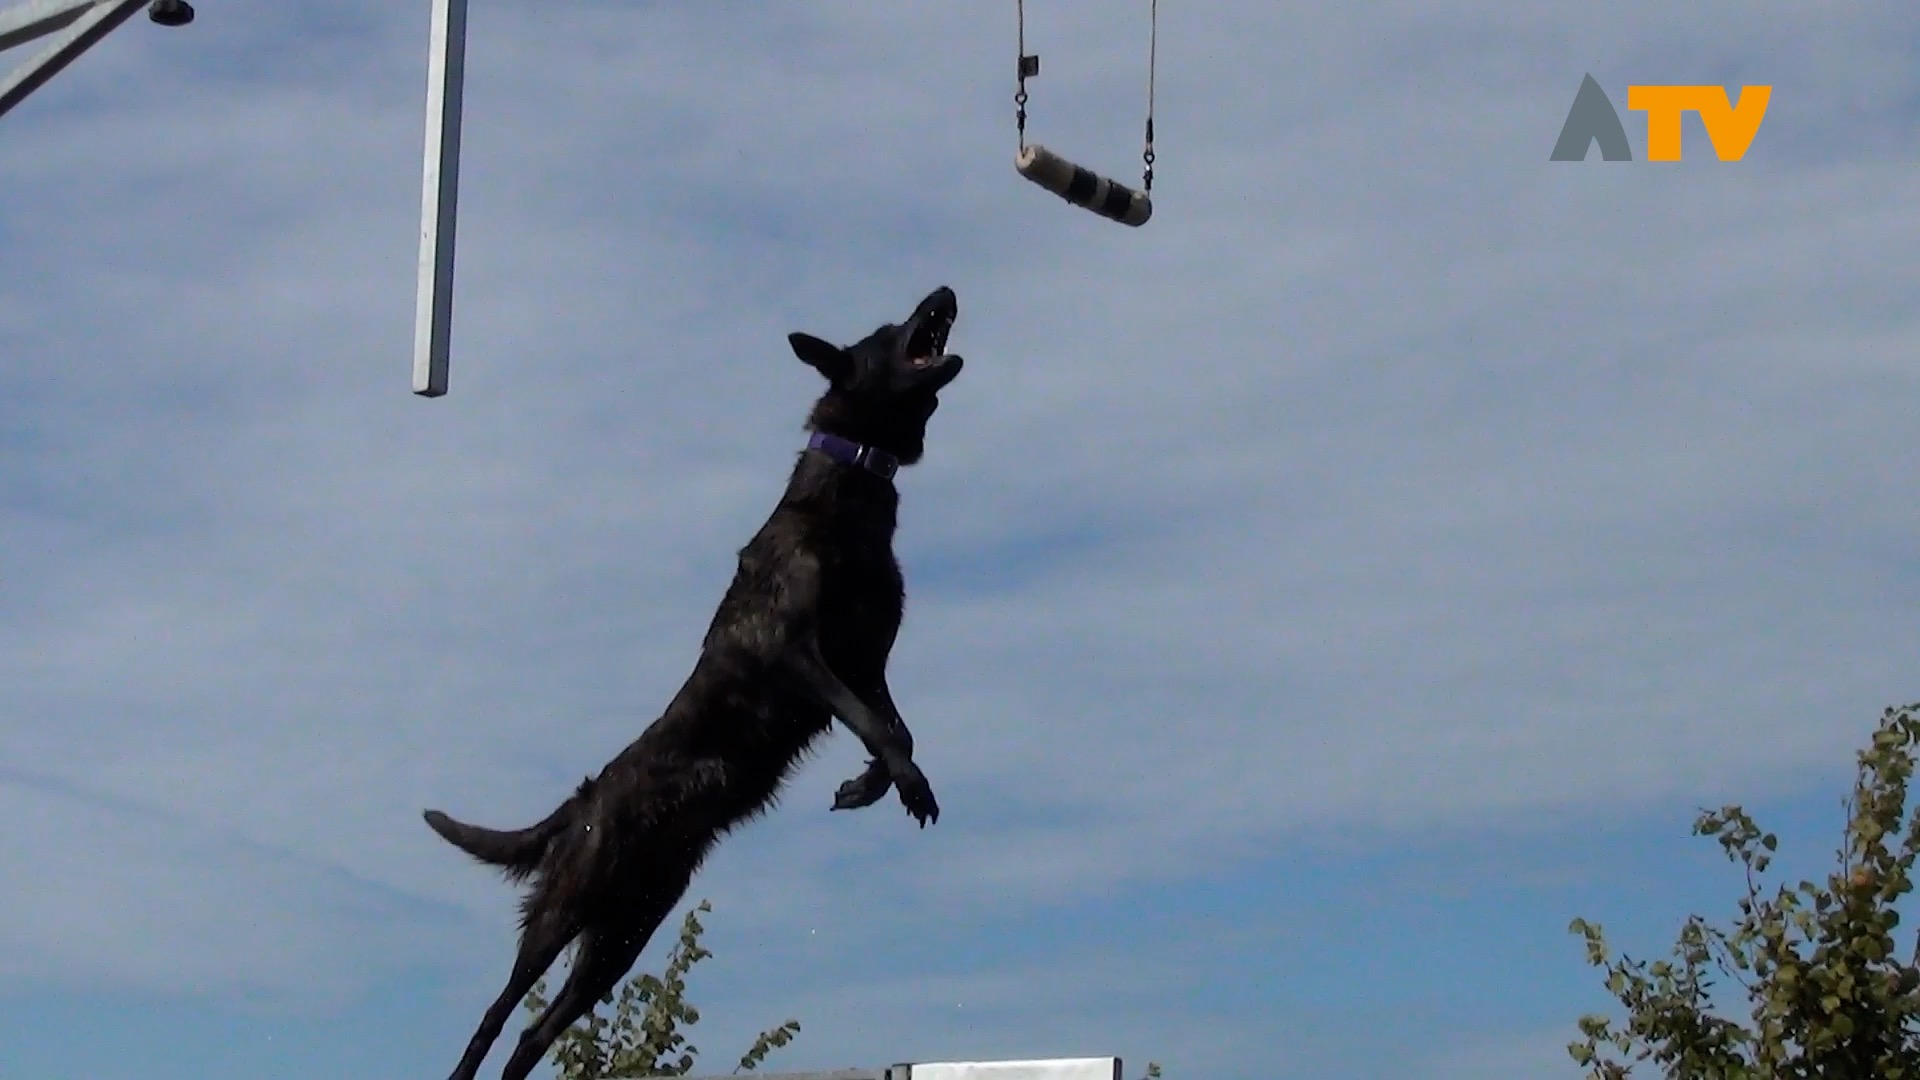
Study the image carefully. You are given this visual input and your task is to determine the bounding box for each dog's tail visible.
[422,796,576,880]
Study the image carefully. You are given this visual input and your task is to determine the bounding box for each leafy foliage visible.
[522,900,800,1079]
[1569,703,1920,1077]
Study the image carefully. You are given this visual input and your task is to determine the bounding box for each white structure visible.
[0,0,191,121]
[685,1059,1126,1080]
[412,0,465,397]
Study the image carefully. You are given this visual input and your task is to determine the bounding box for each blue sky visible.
[2,2,1917,1078]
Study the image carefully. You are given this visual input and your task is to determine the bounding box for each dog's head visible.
[790,286,964,466]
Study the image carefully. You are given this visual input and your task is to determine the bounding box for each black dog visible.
[424,286,964,1080]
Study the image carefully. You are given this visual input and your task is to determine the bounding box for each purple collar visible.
[806,432,899,480]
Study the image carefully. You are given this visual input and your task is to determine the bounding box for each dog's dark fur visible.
[423,287,964,1080]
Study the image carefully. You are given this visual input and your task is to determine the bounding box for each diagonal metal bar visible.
[0,0,105,52]
[0,0,147,121]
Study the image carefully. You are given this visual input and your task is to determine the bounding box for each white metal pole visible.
[412,0,467,398]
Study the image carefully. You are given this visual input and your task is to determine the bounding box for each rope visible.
[1142,0,1157,192]
[1015,0,1029,151]
[1014,0,1158,192]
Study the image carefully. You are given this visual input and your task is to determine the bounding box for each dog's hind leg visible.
[497,908,671,1080]
[445,900,579,1080]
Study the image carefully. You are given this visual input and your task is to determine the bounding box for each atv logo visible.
[1552,74,1770,162]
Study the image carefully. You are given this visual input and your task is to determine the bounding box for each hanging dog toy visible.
[1011,0,1158,227]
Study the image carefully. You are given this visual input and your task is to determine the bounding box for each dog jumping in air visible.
[425,286,965,1080]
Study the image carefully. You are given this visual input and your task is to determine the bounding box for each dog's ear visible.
[789,333,852,384]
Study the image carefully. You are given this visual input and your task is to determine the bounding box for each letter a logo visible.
[1551,74,1633,162]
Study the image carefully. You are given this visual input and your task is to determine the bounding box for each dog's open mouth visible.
[906,317,952,367]
[907,315,951,368]
[906,291,957,368]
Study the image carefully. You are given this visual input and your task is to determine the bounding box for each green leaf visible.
[1571,703,1920,1078]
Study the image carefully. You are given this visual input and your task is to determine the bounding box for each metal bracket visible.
[0,0,192,122]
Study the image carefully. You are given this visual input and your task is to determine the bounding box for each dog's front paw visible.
[891,761,939,828]
[831,760,892,811]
